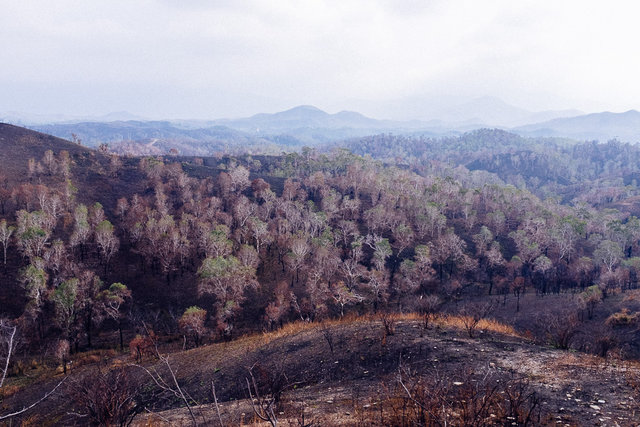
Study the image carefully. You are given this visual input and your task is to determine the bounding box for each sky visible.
[2,0,640,121]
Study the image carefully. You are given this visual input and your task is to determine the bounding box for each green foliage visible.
[109,282,127,292]
[20,226,47,241]
[560,215,586,236]
[184,306,206,316]
[198,256,241,280]
[52,279,79,333]
[96,220,114,234]
[19,260,48,311]
[100,282,131,305]
[580,284,602,302]
[54,279,78,310]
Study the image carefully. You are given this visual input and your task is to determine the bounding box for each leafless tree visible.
[244,361,297,427]
[0,219,14,265]
[0,321,67,421]
[458,301,496,338]
[0,319,16,389]
[132,324,199,426]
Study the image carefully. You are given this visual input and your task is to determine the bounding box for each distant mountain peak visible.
[287,105,324,112]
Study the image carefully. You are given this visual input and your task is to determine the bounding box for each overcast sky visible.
[2,0,640,120]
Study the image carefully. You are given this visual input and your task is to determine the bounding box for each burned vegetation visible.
[2,123,640,424]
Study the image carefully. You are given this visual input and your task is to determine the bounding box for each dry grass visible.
[231,312,519,355]
[0,383,21,399]
[236,314,369,352]
[75,348,118,363]
[434,314,521,337]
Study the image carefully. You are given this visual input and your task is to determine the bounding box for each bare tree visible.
[0,219,14,265]
[95,220,120,275]
[458,301,496,338]
[0,319,16,389]
[0,321,67,421]
[133,351,198,426]
[246,370,278,427]
[244,361,297,427]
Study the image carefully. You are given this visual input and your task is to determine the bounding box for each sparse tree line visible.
[0,145,640,361]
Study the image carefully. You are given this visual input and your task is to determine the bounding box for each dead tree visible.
[0,320,16,388]
[132,324,199,426]
[0,320,67,421]
[246,365,279,427]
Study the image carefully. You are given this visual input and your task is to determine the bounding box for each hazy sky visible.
[2,0,640,120]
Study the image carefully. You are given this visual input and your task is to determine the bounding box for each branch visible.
[396,365,440,422]
[0,376,67,421]
[0,324,16,388]
[162,354,198,426]
[211,381,225,427]
[245,366,278,427]
[132,353,198,427]
[143,407,172,423]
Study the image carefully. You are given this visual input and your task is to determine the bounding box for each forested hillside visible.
[2,124,640,424]
[335,129,640,204]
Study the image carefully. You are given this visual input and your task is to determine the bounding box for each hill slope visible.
[515,110,640,142]
[0,122,147,212]
[140,318,640,426]
[0,122,92,181]
[4,316,637,425]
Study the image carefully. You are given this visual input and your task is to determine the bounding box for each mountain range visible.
[425,96,583,127]
[4,97,640,153]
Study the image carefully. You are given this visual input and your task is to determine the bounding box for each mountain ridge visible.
[16,100,640,152]
[514,109,640,142]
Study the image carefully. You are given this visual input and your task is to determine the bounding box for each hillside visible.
[0,122,148,213]
[137,316,640,426]
[0,123,92,182]
[2,316,638,425]
[335,129,640,203]
[3,124,640,424]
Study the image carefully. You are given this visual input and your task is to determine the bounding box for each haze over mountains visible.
[515,109,640,142]
[4,97,640,152]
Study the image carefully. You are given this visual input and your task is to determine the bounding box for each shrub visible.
[129,332,156,363]
[538,310,580,350]
[386,366,542,426]
[70,367,144,426]
[178,306,208,348]
[606,308,639,327]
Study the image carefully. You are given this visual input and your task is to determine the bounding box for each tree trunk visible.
[119,322,124,351]
[86,309,93,348]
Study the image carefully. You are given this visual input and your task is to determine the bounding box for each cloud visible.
[2,0,640,118]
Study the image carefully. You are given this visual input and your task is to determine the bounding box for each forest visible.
[1,123,640,425]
